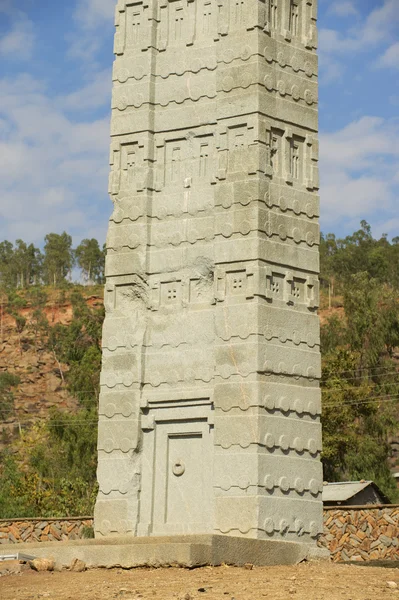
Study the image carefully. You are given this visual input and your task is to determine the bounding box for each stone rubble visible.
[0,518,93,544]
[318,507,399,562]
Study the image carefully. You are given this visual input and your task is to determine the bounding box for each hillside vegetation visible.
[0,222,398,517]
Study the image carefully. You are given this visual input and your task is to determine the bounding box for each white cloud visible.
[74,0,115,30]
[328,1,358,18]
[318,52,344,84]
[376,42,399,70]
[0,11,35,60]
[321,117,399,169]
[320,117,399,236]
[0,73,111,244]
[66,34,104,64]
[67,0,115,67]
[374,217,399,239]
[62,68,112,111]
[319,0,399,83]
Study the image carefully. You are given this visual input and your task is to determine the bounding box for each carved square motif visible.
[161,281,181,305]
[227,271,246,296]
[269,272,285,299]
[290,277,306,303]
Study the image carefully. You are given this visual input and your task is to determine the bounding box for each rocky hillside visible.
[0,291,102,450]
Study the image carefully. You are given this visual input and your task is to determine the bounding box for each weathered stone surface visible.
[94,0,323,550]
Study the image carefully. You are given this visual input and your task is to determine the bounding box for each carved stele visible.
[95,0,323,549]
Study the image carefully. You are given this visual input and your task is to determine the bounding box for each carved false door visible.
[139,402,214,536]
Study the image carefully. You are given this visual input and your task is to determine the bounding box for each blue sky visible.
[0,0,398,247]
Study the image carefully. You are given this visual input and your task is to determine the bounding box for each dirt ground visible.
[1,562,399,600]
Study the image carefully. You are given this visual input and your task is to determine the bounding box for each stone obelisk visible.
[95,0,323,551]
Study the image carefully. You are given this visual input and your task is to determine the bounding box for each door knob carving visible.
[172,460,185,476]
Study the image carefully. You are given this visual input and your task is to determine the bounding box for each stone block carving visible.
[95,0,323,549]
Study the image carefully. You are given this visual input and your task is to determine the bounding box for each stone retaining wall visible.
[1,508,399,563]
[319,505,399,562]
[0,518,93,544]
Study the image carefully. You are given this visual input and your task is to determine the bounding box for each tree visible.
[13,240,42,287]
[48,289,104,407]
[27,288,49,350]
[0,290,105,519]
[0,373,20,421]
[43,232,73,286]
[321,349,399,502]
[320,272,399,501]
[344,273,399,370]
[0,241,15,287]
[320,222,399,293]
[75,238,105,284]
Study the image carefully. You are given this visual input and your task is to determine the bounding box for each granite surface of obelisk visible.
[95,0,323,548]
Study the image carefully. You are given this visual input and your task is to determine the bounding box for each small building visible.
[322,481,391,507]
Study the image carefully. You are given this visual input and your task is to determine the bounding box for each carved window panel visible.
[307,276,320,309]
[109,148,121,195]
[120,142,142,192]
[233,0,245,26]
[290,142,300,180]
[126,5,143,48]
[200,0,213,36]
[267,128,283,178]
[227,271,246,296]
[172,147,181,181]
[290,277,306,303]
[266,272,285,300]
[304,0,317,48]
[154,144,165,191]
[196,135,214,181]
[158,3,168,49]
[199,143,209,177]
[127,148,137,175]
[228,125,248,173]
[288,135,304,183]
[161,281,182,306]
[114,6,126,55]
[170,2,185,42]
[165,139,186,186]
[269,0,278,29]
[289,0,300,37]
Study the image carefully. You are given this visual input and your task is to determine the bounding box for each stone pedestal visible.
[0,535,329,568]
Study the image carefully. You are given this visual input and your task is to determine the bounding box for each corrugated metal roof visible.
[322,481,372,502]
